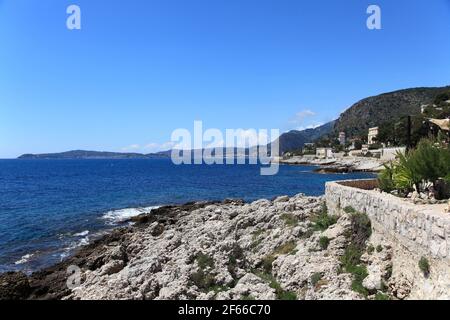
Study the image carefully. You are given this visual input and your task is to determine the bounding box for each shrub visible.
[274,241,297,255]
[253,271,297,300]
[376,245,383,253]
[379,139,450,197]
[280,213,298,227]
[252,229,264,238]
[419,257,430,276]
[385,265,393,280]
[340,245,364,271]
[196,253,214,270]
[375,292,390,300]
[349,211,372,251]
[344,206,357,214]
[311,206,338,231]
[378,163,395,193]
[350,265,369,297]
[261,255,276,273]
[311,272,322,286]
[227,244,246,279]
[190,269,216,291]
[319,236,330,250]
[367,244,374,255]
[340,211,372,298]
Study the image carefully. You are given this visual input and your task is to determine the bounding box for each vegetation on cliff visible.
[378,139,450,199]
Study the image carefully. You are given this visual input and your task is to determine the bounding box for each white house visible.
[316,148,333,159]
[368,127,379,145]
[338,132,346,145]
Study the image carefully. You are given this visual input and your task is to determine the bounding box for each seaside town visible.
[280,100,450,180]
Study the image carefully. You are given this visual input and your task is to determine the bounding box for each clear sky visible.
[1,0,450,158]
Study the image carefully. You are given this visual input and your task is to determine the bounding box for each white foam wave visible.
[101,206,159,225]
[15,253,34,265]
[73,230,89,237]
[60,236,90,260]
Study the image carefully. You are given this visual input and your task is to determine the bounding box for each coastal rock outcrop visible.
[0,193,397,300]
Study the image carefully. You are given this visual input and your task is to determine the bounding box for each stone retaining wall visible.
[325,179,450,299]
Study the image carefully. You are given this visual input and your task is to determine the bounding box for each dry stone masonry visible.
[326,180,450,299]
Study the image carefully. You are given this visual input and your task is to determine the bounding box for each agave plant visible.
[392,151,421,192]
[378,163,395,193]
[379,138,450,198]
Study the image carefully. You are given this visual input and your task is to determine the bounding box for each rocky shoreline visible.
[280,157,385,173]
[0,194,396,300]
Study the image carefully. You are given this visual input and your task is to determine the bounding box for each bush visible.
[190,269,216,291]
[311,273,322,286]
[253,271,297,300]
[340,245,364,271]
[350,265,369,297]
[344,206,357,214]
[379,139,450,197]
[261,255,276,273]
[280,213,298,227]
[376,245,383,253]
[196,253,215,270]
[311,205,338,231]
[419,257,430,276]
[340,212,372,298]
[349,211,372,251]
[319,236,330,250]
[274,241,298,255]
[375,292,390,300]
[378,163,395,193]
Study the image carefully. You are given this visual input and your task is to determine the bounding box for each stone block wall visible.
[325,180,450,299]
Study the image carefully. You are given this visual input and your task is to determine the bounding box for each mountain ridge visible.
[17,85,450,158]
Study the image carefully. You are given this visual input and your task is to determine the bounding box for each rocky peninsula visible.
[279,156,385,173]
[0,193,403,300]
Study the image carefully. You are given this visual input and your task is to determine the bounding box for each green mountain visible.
[333,86,450,138]
[18,86,450,158]
[273,121,335,154]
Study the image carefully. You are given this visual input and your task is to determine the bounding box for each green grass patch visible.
[349,265,369,297]
[274,241,297,255]
[190,269,216,292]
[319,236,330,250]
[419,256,430,276]
[344,206,357,214]
[209,284,230,294]
[348,211,372,250]
[261,255,276,273]
[196,252,215,270]
[253,270,297,300]
[340,236,371,298]
[375,292,390,300]
[311,272,322,287]
[310,207,338,231]
[280,213,299,227]
[252,229,264,238]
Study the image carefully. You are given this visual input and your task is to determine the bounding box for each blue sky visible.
[1,0,449,158]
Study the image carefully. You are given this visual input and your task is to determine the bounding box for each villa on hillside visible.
[368,127,379,145]
[316,147,333,159]
[339,132,346,145]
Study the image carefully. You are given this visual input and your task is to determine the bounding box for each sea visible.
[0,158,374,273]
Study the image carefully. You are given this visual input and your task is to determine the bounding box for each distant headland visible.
[18,150,171,159]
